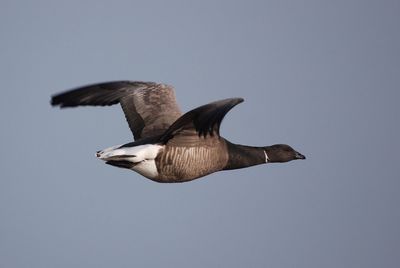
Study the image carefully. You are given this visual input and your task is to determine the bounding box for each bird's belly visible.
[154,146,228,183]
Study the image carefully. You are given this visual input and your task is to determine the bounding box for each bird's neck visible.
[223,141,267,170]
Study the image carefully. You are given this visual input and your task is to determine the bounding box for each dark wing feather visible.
[159,98,244,144]
[51,81,182,140]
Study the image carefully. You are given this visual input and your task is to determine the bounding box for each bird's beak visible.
[295,151,306,160]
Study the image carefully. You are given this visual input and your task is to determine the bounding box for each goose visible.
[51,81,305,183]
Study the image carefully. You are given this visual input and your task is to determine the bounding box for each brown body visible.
[155,138,229,182]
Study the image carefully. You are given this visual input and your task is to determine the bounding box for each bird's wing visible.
[51,81,182,140]
[159,98,244,145]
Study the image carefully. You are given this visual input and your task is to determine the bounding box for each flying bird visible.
[51,81,305,183]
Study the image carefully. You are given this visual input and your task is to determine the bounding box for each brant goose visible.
[51,81,305,183]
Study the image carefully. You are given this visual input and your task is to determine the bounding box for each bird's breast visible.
[154,144,229,183]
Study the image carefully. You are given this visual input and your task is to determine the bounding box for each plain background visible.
[1,0,399,267]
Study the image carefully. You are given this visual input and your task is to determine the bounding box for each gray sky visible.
[1,0,399,267]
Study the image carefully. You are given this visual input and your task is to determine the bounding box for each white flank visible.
[264,150,269,163]
[97,144,163,179]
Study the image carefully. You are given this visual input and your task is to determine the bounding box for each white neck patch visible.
[264,150,269,163]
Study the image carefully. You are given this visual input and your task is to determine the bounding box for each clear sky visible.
[1,0,399,267]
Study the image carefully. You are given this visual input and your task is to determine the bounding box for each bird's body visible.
[51,81,305,183]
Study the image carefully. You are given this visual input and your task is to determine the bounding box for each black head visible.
[264,144,306,163]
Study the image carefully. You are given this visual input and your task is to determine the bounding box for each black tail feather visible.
[105,160,134,169]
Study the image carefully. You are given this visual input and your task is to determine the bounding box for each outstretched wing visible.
[51,81,182,140]
[159,98,244,145]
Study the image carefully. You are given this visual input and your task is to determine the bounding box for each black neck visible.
[223,141,266,170]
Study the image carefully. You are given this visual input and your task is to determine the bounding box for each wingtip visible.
[227,97,244,105]
[50,97,57,107]
[211,97,244,106]
[50,95,61,107]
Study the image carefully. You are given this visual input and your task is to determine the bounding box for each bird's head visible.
[264,144,306,163]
